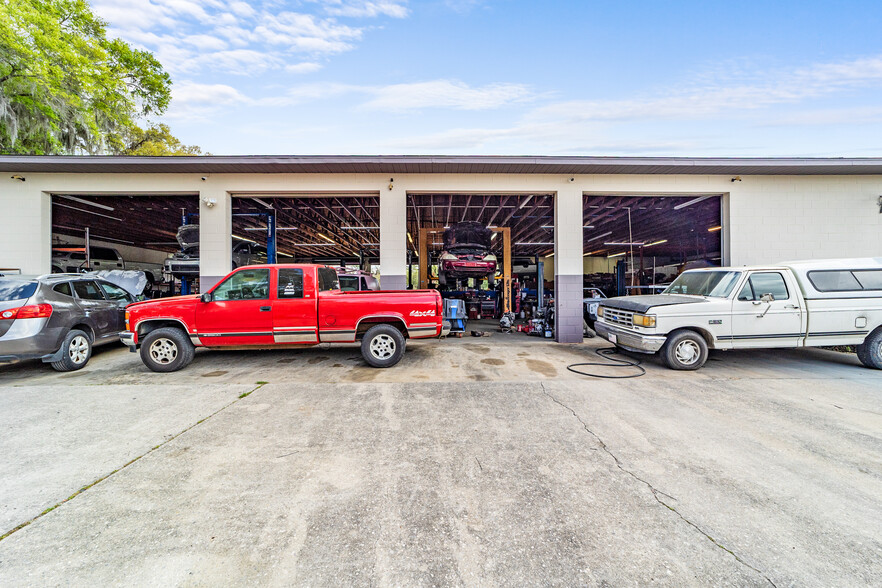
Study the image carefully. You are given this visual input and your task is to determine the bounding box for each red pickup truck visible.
[120,264,444,372]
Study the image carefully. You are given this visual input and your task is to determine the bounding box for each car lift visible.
[416,226,512,313]
[177,210,277,295]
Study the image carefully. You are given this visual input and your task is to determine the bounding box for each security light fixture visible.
[607,252,627,258]
[645,239,668,246]
[708,226,722,232]
[604,242,644,246]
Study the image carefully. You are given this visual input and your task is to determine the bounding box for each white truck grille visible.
[603,308,634,328]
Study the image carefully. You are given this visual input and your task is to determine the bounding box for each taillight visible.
[1,304,53,320]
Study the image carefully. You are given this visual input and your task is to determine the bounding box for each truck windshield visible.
[663,271,742,298]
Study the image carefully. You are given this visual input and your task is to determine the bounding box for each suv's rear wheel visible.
[140,327,195,372]
[660,330,708,370]
[856,328,882,369]
[361,324,406,368]
[51,329,92,372]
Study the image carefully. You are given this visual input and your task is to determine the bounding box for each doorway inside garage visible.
[231,194,381,285]
[581,194,725,300]
[407,193,557,339]
[50,193,199,297]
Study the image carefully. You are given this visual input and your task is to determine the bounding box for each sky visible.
[92,0,882,157]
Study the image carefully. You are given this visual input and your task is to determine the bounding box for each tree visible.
[0,0,172,155]
[123,124,207,156]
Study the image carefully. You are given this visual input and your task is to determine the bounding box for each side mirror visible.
[200,292,212,303]
[760,293,775,304]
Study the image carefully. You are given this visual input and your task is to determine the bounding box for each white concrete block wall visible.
[0,180,50,275]
[727,176,882,264]
[198,185,232,290]
[379,185,407,290]
[554,184,584,343]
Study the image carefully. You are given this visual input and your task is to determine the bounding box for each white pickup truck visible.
[595,258,882,370]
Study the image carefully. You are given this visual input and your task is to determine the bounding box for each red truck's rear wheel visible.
[361,324,405,368]
[140,327,195,372]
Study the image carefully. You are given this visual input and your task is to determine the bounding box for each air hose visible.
[567,346,646,379]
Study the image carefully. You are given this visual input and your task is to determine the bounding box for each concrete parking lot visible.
[0,334,880,586]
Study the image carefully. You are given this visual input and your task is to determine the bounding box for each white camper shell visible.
[595,258,882,370]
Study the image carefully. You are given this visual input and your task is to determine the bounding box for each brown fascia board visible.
[1,154,882,175]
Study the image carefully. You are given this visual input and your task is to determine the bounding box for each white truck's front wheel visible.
[856,328,882,369]
[660,330,708,370]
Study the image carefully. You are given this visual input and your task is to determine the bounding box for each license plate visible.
[608,333,617,344]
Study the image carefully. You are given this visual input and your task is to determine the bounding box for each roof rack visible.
[36,273,86,279]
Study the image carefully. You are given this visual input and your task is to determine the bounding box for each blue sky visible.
[93,0,882,156]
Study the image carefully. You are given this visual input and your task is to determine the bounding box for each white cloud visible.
[174,82,250,106]
[165,82,251,120]
[285,62,324,74]
[380,54,882,153]
[94,0,398,79]
[311,0,409,18]
[444,0,484,14]
[362,80,534,111]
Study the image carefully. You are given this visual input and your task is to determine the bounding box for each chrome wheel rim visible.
[675,340,701,365]
[68,335,89,364]
[149,338,178,365]
[369,334,396,360]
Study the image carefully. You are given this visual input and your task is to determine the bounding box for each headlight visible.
[440,253,457,261]
[483,254,497,261]
[632,314,656,328]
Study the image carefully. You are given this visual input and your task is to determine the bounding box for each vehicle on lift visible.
[438,221,498,287]
[335,268,380,291]
[52,245,162,290]
[163,225,264,278]
[0,274,134,371]
[121,264,446,371]
[594,258,882,371]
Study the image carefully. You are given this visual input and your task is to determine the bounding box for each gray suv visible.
[0,274,133,371]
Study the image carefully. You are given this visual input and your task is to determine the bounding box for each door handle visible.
[784,305,799,309]
[259,306,271,312]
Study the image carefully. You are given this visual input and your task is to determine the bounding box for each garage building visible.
[2,155,881,343]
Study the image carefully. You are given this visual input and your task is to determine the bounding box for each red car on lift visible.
[438,222,498,287]
[120,264,445,371]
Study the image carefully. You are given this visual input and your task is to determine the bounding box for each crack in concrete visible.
[540,383,778,588]
[0,382,267,543]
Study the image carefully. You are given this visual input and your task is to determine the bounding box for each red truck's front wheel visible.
[140,327,195,373]
[361,324,405,368]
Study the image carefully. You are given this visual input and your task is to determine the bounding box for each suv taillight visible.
[0,304,53,320]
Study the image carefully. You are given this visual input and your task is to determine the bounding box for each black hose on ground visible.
[567,346,646,379]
